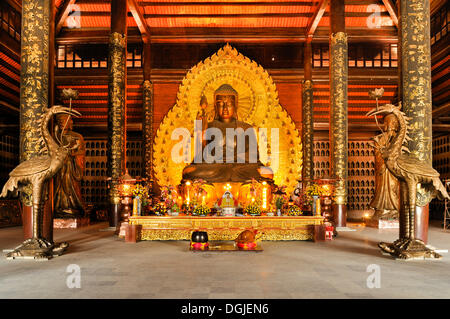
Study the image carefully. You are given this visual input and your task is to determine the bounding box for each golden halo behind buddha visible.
[153,44,302,193]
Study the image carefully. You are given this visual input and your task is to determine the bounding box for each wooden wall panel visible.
[152,82,180,135]
[275,82,302,130]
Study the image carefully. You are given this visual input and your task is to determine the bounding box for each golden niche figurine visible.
[54,113,86,218]
[182,84,274,184]
[369,113,400,220]
[367,103,449,259]
[0,106,81,259]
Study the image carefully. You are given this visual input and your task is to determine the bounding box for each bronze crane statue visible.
[1,105,81,259]
[367,103,449,259]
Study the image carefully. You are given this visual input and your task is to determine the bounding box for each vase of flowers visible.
[131,184,149,216]
[161,185,177,214]
[171,203,180,216]
[305,184,323,215]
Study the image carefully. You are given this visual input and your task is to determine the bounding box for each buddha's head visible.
[214,84,238,122]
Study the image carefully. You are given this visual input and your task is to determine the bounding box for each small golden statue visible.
[367,103,449,259]
[182,84,274,183]
[1,106,81,259]
[54,113,86,218]
[370,113,400,220]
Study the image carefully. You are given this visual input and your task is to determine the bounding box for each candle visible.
[262,187,267,209]
[132,197,138,216]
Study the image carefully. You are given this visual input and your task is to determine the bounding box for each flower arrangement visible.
[172,203,180,213]
[192,179,207,201]
[274,196,286,210]
[305,183,323,197]
[154,202,167,215]
[244,202,262,216]
[287,205,302,216]
[131,184,149,206]
[297,193,313,210]
[273,185,288,211]
[161,185,177,209]
[192,205,210,216]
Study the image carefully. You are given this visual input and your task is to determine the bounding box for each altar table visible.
[129,216,324,241]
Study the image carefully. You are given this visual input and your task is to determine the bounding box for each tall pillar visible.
[19,0,53,241]
[329,0,348,227]
[107,0,128,227]
[302,38,314,184]
[400,0,433,243]
[142,42,154,189]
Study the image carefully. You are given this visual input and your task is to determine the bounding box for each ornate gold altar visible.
[129,216,323,241]
[153,44,302,194]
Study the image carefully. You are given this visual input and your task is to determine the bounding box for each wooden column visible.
[400,0,433,243]
[107,0,128,227]
[302,38,314,184]
[329,0,348,227]
[142,42,154,189]
[19,0,53,241]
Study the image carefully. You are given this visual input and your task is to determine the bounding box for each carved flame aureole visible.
[153,44,302,193]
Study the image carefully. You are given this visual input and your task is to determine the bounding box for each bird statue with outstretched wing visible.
[367,103,449,259]
[1,105,81,259]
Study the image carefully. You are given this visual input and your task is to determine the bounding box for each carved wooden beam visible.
[305,0,329,37]
[128,0,150,43]
[56,0,77,34]
[432,102,450,118]
[382,0,398,28]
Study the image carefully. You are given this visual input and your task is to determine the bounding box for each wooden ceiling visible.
[56,0,400,43]
[1,0,448,134]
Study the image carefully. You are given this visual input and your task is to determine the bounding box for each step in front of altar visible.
[129,216,324,241]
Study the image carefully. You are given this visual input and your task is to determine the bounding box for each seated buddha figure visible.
[182,84,274,184]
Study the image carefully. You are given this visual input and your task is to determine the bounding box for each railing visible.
[0,1,21,43]
[431,4,449,46]
[312,43,398,68]
[57,44,143,69]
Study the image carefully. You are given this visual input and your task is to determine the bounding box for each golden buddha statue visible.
[182,84,274,184]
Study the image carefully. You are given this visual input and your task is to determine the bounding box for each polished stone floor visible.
[0,221,449,299]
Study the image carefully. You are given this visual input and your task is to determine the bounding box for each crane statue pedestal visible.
[379,238,441,260]
[5,238,66,260]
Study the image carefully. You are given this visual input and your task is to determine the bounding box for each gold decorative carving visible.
[302,79,314,182]
[330,32,348,45]
[143,80,154,183]
[153,44,302,193]
[19,0,51,202]
[400,0,433,204]
[329,32,348,205]
[130,216,322,241]
[109,32,127,49]
[107,32,127,204]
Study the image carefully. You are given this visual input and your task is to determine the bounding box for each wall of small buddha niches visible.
[313,140,375,220]
[431,134,450,220]
[81,139,143,207]
[0,135,19,188]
